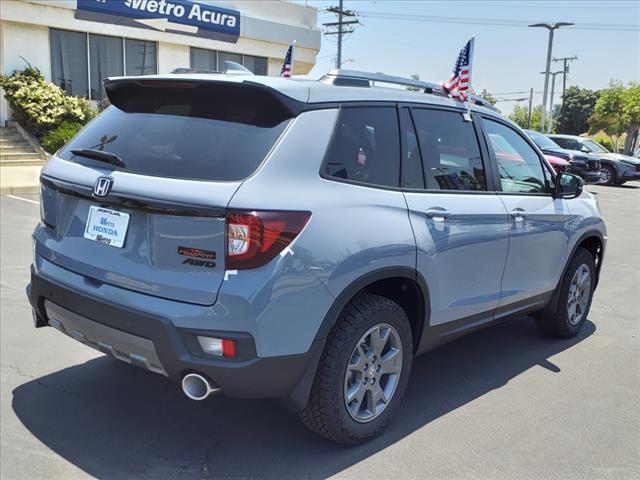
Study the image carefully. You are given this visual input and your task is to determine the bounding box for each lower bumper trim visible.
[46,301,168,376]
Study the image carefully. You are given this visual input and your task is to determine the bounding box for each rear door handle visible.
[510,209,528,219]
[425,209,451,221]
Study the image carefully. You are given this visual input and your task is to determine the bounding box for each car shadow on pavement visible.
[12,316,595,480]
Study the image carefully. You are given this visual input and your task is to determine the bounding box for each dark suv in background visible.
[524,130,601,184]
[549,134,640,186]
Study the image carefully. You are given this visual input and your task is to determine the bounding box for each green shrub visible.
[0,66,96,137]
[41,120,83,153]
[591,132,615,152]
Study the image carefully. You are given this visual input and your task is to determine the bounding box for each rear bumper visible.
[27,266,322,405]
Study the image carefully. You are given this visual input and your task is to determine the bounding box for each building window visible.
[89,34,123,100]
[50,29,88,98]
[125,39,157,76]
[190,47,217,72]
[243,55,268,75]
[218,51,243,67]
[190,48,268,75]
[50,28,157,100]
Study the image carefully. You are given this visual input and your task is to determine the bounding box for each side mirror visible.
[581,146,590,153]
[555,172,583,199]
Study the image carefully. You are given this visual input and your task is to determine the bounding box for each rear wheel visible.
[300,293,413,444]
[535,248,596,338]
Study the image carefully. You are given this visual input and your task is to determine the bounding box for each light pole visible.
[542,70,564,133]
[529,22,574,133]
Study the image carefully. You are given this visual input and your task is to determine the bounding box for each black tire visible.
[598,164,617,186]
[299,293,413,444]
[535,247,596,338]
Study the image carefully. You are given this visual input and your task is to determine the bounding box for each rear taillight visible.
[225,210,311,270]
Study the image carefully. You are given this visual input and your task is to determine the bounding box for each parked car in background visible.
[524,130,601,184]
[544,154,570,174]
[548,134,640,186]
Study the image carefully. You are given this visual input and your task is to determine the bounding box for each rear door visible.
[479,117,571,306]
[401,107,510,326]
[37,80,295,305]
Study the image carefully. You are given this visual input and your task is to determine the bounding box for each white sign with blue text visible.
[76,0,241,43]
[84,206,130,248]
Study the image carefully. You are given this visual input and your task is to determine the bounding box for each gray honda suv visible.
[27,69,606,444]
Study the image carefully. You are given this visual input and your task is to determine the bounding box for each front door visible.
[480,117,572,307]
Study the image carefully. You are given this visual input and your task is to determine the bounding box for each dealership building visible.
[0,0,321,124]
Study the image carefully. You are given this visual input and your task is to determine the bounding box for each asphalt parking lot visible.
[1,183,639,480]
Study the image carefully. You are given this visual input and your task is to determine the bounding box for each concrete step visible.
[0,135,26,143]
[0,152,44,162]
[0,158,46,167]
[0,145,35,153]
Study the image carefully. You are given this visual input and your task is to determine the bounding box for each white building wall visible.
[1,0,320,124]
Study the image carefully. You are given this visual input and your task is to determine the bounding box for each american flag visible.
[440,38,474,101]
[280,42,295,78]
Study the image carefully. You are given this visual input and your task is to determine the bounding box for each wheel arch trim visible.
[541,229,605,317]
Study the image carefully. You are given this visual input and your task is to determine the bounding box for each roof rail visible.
[321,69,498,111]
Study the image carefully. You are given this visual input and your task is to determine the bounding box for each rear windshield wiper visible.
[71,149,126,168]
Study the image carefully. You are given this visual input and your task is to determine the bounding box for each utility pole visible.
[529,22,574,133]
[323,0,359,69]
[553,55,578,133]
[542,70,564,133]
[528,87,534,129]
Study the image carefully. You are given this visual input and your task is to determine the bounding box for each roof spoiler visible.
[103,78,304,122]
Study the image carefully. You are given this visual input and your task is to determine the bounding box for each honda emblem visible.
[93,176,113,197]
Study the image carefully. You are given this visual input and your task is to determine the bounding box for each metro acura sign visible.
[76,0,241,43]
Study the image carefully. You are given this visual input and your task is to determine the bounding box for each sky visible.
[292,0,640,115]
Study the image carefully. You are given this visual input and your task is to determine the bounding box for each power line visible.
[355,11,639,31]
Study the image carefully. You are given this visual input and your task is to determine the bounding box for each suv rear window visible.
[58,82,292,181]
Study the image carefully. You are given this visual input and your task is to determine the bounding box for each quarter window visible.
[325,107,400,188]
[411,108,486,191]
[483,119,548,193]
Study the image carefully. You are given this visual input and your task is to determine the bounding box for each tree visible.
[558,86,598,135]
[589,80,640,155]
[405,73,422,92]
[509,104,543,131]
[478,88,497,107]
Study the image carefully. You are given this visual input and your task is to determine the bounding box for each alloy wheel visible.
[599,167,612,184]
[343,323,403,423]
[567,263,591,326]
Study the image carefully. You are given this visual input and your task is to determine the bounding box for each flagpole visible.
[291,40,297,76]
[466,36,475,121]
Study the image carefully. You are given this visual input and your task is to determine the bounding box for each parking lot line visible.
[6,195,40,205]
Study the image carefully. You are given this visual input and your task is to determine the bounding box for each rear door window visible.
[58,83,292,182]
[324,107,400,188]
[411,108,486,191]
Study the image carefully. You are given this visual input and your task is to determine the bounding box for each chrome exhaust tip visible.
[181,373,220,401]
